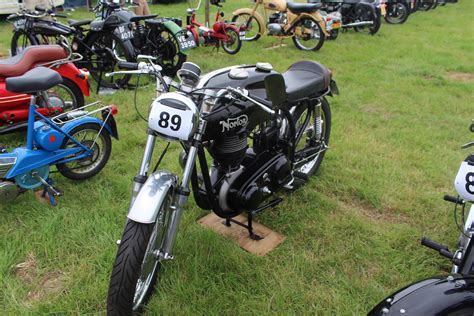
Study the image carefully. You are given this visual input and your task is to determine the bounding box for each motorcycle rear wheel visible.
[292,98,331,177]
[384,2,410,24]
[354,8,381,35]
[11,30,39,56]
[107,190,172,314]
[221,28,242,55]
[56,123,112,180]
[152,29,186,77]
[292,17,325,51]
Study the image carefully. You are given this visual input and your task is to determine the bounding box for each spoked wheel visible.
[107,190,173,314]
[384,2,410,24]
[292,17,325,51]
[56,123,112,180]
[418,0,434,10]
[231,13,262,41]
[291,98,331,177]
[85,32,135,89]
[153,29,186,77]
[43,77,85,110]
[11,30,38,56]
[221,28,242,55]
[354,8,381,35]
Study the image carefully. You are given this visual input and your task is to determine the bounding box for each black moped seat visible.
[282,61,331,102]
[343,0,361,4]
[6,67,62,94]
[287,2,322,13]
[68,19,92,27]
[130,14,158,23]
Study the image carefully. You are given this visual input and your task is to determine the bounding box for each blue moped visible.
[0,67,118,205]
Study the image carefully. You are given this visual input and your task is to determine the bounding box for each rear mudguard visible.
[355,2,379,19]
[62,116,117,139]
[54,62,90,97]
[163,20,191,54]
[232,8,266,35]
[368,274,474,315]
[127,171,177,224]
[293,12,329,36]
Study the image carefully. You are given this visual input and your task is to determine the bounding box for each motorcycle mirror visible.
[264,74,286,108]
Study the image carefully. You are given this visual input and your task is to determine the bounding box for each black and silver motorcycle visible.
[318,0,383,35]
[384,0,411,24]
[105,58,338,314]
[369,121,474,315]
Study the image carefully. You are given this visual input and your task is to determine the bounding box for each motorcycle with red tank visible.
[0,44,89,135]
[186,0,243,55]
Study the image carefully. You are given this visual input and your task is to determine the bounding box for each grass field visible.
[0,1,473,314]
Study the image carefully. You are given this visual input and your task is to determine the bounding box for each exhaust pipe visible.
[342,21,374,28]
[0,122,28,135]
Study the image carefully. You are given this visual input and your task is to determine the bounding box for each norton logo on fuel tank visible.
[219,115,249,132]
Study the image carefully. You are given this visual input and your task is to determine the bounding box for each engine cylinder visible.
[211,134,248,170]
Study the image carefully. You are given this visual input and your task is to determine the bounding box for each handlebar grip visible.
[444,195,464,204]
[118,61,139,70]
[421,237,449,251]
[54,13,67,18]
[35,5,46,12]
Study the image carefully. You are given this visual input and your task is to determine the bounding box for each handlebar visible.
[118,61,139,70]
[444,195,465,205]
[106,62,163,78]
[226,86,275,115]
[421,237,449,252]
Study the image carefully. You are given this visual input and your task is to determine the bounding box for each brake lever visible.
[106,70,146,77]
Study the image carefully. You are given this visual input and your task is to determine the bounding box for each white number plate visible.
[148,100,194,141]
[117,25,133,40]
[13,18,26,30]
[239,31,246,39]
[177,34,196,51]
[454,159,474,202]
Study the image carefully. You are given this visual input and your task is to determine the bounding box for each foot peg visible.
[0,144,6,153]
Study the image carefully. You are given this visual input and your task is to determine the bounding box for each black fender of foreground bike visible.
[368,274,474,316]
[356,1,380,19]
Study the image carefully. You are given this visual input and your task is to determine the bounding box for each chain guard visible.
[15,166,50,189]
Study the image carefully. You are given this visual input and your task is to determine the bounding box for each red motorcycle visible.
[0,45,89,135]
[186,0,243,55]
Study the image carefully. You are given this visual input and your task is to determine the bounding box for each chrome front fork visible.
[130,133,157,208]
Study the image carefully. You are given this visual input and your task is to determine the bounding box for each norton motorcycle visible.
[232,0,327,51]
[105,57,338,313]
[0,44,89,135]
[369,121,474,315]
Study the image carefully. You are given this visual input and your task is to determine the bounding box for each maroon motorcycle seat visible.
[0,45,68,78]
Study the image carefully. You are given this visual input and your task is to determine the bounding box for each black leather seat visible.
[282,61,331,102]
[130,14,158,23]
[343,0,362,4]
[6,67,63,94]
[68,19,92,27]
[287,2,322,13]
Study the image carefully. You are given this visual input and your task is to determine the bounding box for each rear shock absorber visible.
[314,100,322,141]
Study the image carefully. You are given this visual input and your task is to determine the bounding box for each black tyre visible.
[354,7,381,35]
[56,123,112,180]
[11,30,39,56]
[291,97,331,177]
[44,77,85,110]
[418,0,434,10]
[328,29,339,40]
[221,27,242,55]
[108,191,172,314]
[231,13,262,41]
[384,2,410,24]
[84,31,135,89]
[292,17,325,51]
[152,29,186,77]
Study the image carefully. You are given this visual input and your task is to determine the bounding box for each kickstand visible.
[225,212,263,241]
[36,177,63,206]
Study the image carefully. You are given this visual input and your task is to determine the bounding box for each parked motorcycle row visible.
[0,0,465,314]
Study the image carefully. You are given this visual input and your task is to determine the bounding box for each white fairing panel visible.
[454,160,474,202]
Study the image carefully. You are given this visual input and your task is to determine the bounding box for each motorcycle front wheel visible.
[292,17,325,51]
[11,30,39,56]
[221,28,242,55]
[354,8,381,35]
[292,98,331,177]
[152,29,186,77]
[56,123,112,180]
[231,13,262,41]
[107,190,173,314]
[384,2,410,24]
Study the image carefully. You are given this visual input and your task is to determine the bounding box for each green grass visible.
[0,1,473,314]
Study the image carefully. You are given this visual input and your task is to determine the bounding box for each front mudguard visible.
[127,171,177,224]
[162,20,191,54]
[232,8,266,35]
[368,274,474,315]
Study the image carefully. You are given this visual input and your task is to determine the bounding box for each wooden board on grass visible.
[198,213,286,256]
